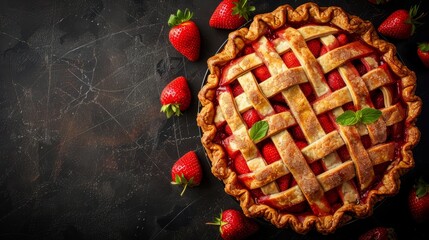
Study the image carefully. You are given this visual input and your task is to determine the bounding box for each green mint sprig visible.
[249,120,268,141]
[336,108,382,126]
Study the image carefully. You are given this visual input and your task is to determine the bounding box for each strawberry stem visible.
[171,173,194,196]
[180,183,188,197]
[232,0,256,21]
[407,4,427,36]
[205,212,227,234]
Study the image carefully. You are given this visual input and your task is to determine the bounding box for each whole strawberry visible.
[358,227,397,240]
[207,209,259,240]
[378,5,425,39]
[417,42,429,68]
[171,151,203,196]
[160,76,191,118]
[209,0,255,29]
[168,9,200,61]
[408,177,429,223]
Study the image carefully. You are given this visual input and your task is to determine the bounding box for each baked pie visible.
[197,3,421,234]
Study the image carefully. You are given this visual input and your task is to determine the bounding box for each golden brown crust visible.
[197,2,421,234]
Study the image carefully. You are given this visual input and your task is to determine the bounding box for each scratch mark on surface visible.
[155,25,164,47]
[142,150,165,179]
[57,24,161,61]
[45,54,52,142]
[0,31,31,47]
[96,102,139,146]
[172,118,181,157]
[150,196,203,240]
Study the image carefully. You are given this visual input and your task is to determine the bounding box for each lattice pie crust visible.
[197,3,421,234]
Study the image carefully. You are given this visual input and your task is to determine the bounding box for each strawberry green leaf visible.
[249,120,268,141]
[175,174,182,184]
[336,110,358,126]
[407,4,427,36]
[171,173,194,196]
[416,177,429,198]
[168,8,193,27]
[360,108,382,124]
[161,103,182,118]
[418,42,429,52]
[232,0,255,21]
[206,211,227,234]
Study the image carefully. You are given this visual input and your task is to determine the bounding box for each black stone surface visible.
[0,0,428,239]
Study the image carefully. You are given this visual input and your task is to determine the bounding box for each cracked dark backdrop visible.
[0,0,428,239]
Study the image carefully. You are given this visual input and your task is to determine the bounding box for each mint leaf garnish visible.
[336,108,382,126]
[360,108,382,124]
[336,110,359,126]
[249,120,268,141]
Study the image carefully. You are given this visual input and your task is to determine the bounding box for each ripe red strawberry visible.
[327,70,345,90]
[325,189,339,204]
[243,46,254,55]
[361,135,372,148]
[337,33,349,46]
[307,39,321,57]
[231,82,244,96]
[209,0,255,30]
[253,65,271,82]
[171,151,203,196]
[207,209,259,240]
[343,102,355,111]
[160,76,191,118]
[261,142,281,163]
[358,227,397,240]
[417,42,429,68]
[277,175,291,191]
[273,104,288,113]
[300,82,313,97]
[319,114,336,133]
[372,90,385,109]
[368,0,391,5]
[378,5,425,39]
[310,161,324,175]
[295,141,308,150]
[320,45,329,56]
[242,109,260,128]
[337,146,350,160]
[355,62,367,76]
[251,189,265,198]
[408,177,429,223]
[282,51,300,68]
[291,125,306,141]
[271,93,285,102]
[285,202,308,213]
[168,9,200,61]
[225,125,233,135]
[233,154,250,175]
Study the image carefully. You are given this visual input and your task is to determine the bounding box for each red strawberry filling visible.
[327,70,345,90]
[253,65,271,82]
[212,24,406,216]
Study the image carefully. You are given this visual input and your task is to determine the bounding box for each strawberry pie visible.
[197,3,421,234]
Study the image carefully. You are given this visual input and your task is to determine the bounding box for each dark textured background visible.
[0,0,428,239]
